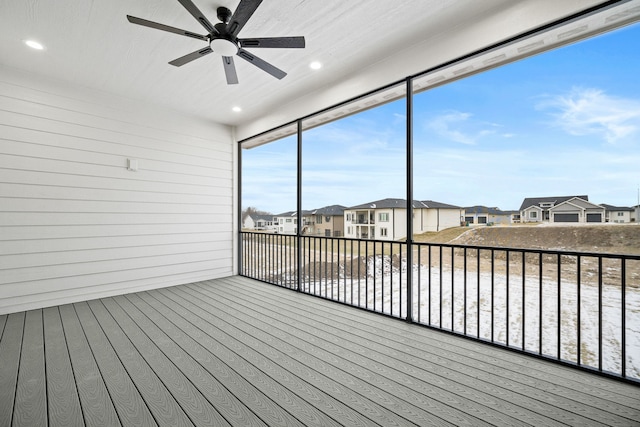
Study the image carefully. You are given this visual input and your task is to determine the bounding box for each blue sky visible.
[243,22,640,214]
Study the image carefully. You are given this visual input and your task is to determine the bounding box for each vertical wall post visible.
[406,77,414,323]
[237,141,243,275]
[296,120,303,292]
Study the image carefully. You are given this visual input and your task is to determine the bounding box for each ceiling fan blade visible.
[169,47,213,67]
[177,0,217,34]
[239,36,305,49]
[127,15,208,41]
[222,57,239,85]
[237,48,286,80]
[227,0,262,37]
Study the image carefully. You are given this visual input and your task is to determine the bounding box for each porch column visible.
[405,77,414,323]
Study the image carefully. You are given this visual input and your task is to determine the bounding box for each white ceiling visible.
[0,0,614,137]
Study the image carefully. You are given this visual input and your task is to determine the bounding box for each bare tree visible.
[242,206,272,222]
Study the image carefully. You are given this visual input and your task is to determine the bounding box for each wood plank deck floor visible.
[0,276,638,426]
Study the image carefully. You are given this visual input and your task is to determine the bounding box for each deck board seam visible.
[10,312,26,427]
[53,306,89,427]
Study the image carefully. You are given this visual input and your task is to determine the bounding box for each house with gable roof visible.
[519,195,589,223]
[549,197,605,223]
[463,206,514,225]
[344,198,462,241]
[302,205,347,237]
[273,211,301,234]
[243,213,277,231]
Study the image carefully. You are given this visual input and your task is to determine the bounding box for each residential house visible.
[463,206,513,225]
[273,211,299,234]
[601,204,635,223]
[302,205,346,237]
[344,198,462,241]
[549,197,605,223]
[243,214,277,231]
[519,195,589,223]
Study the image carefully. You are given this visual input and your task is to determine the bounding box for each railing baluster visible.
[439,245,443,329]
[374,241,377,312]
[539,252,543,356]
[598,256,603,372]
[428,245,432,326]
[491,249,495,342]
[477,248,481,339]
[622,257,626,378]
[451,246,455,331]
[557,253,562,360]
[350,240,354,305]
[418,244,421,323]
[464,247,467,336]
[577,255,581,366]
[366,240,369,310]
[522,251,526,352]
[382,242,385,313]
[506,249,510,347]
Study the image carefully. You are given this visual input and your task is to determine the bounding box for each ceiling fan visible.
[127,0,305,84]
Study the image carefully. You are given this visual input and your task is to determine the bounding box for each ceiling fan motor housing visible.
[217,7,232,24]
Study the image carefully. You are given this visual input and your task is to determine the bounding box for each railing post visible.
[237,140,243,275]
[405,77,414,323]
[296,119,303,292]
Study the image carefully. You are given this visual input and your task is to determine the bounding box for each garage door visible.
[587,213,602,222]
[554,213,579,222]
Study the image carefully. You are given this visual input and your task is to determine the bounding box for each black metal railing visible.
[240,231,640,382]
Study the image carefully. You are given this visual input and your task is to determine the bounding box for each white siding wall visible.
[422,209,461,232]
[0,67,235,314]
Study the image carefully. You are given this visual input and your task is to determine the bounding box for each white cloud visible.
[425,111,501,145]
[537,87,640,143]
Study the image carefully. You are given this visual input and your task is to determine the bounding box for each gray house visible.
[519,195,589,223]
[549,197,605,223]
[464,206,513,225]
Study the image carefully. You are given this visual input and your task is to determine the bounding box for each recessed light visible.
[25,40,44,50]
[310,61,322,70]
[232,106,242,113]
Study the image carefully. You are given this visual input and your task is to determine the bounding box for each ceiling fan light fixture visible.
[25,40,44,50]
[210,38,239,56]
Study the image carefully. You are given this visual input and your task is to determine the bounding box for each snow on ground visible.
[301,255,640,379]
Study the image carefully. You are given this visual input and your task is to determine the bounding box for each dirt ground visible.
[444,224,640,255]
[412,224,640,289]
